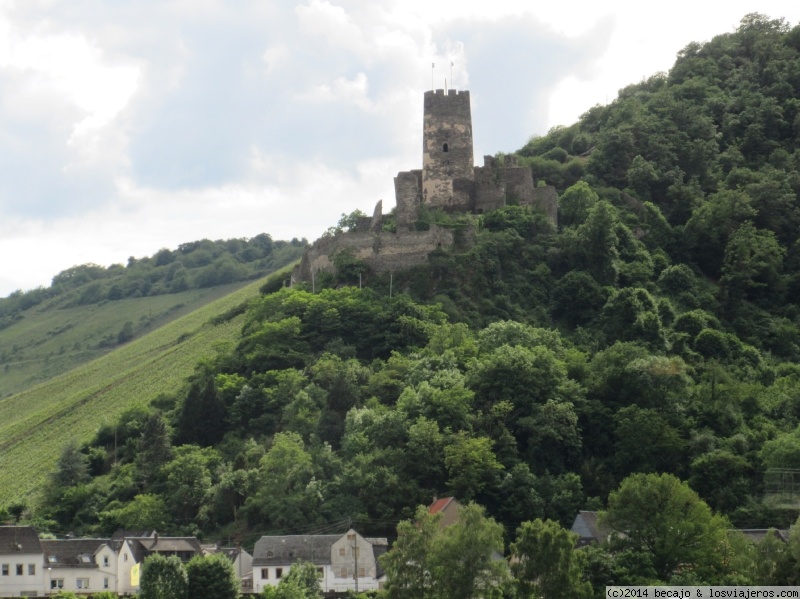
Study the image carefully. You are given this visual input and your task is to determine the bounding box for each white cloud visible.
[2,0,800,297]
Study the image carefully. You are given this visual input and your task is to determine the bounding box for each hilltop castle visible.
[293,89,558,283]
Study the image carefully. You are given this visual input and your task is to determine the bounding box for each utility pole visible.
[352,537,359,594]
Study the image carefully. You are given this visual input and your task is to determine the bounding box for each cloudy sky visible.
[1,0,799,297]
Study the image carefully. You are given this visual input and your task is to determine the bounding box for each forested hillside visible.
[0,235,304,397]
[7,13,800,592]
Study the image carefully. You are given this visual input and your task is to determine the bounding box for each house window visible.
[346,534,356,541]
[28,564,35,576]
[124,554,128,562]
[339,567,348,578]
[16,564,23,576]
[51,580,64,589]
[1,564,8,576]
[261,568,269,579]
[76,578,90,589]
[358,567,365,578]
[104,578,109,589]
[338,548,345,557]
[275,568,283,579]
[443,143,449,152]
[103,556,109,567]
[316,568,324,578]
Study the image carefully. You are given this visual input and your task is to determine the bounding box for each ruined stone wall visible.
[503,166,535,205]
[529,186,559,226]
[473,165,505,214]
[394,170,422,231]
[422,89,474,212]
[292,225,456,283]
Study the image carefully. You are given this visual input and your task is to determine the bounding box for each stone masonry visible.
[292,88,559,284]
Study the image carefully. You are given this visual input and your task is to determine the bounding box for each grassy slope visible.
[0,282,258,399]
[0,274,280,505]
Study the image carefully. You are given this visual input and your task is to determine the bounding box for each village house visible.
[0,527,45,597]
[40,539,117,594]
[428,496,461,528]
[252,529,387,594]
[0,528,203,598]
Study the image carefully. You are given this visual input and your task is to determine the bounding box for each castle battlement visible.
[291,88,558,285]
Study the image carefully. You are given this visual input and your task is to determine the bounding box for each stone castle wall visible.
[291,88,560,285]
[292,224,455,283]
[394,170,422,231]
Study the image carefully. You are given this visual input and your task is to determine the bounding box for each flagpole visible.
[431,62,434,90]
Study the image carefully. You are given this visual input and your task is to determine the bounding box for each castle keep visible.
[293,88,558,283]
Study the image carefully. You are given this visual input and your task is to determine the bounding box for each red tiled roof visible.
[428,497,454,515]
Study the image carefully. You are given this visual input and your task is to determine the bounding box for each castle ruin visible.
[293,88,558,283]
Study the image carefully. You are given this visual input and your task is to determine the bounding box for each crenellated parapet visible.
[291,88,560,286]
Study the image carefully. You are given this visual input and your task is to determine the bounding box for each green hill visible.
[6,12,800,590]
[0,236,303,398]
[0,269,291,505]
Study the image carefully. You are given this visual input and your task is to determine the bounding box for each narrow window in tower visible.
[442,143,448,152]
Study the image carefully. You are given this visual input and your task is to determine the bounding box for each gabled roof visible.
[40,539,110,568]
[111,529,155,541]
[129,537,203,554]
[221,547,251,562]
[570,511,610,546]
[110,530,155,552]
[253,535,340,566]
[121,536,202,563]
[370,541,388,579]
[0,526,42,555]
[428,497,456,515]
[738,529,790,543]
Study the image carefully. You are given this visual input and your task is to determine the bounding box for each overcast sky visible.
[2,0,799,297]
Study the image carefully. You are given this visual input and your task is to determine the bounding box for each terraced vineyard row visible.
[0,275,275,505]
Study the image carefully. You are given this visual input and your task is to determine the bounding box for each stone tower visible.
[422,89,474,211]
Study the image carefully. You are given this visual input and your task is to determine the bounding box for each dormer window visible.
[47,556,57,564]
[80,555,92,564]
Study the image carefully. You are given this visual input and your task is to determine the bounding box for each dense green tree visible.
[600,473,730,580]
[719,221,785,309]
[102,494,170,531]
[559,181,600,227]
[381,503,509,599]
[186,553,239,599]
[51,440,90,489]
[135,413,173,489]
[444,433,504,501]
[510,518,592,599]
[140,554,188,599]
[161,445,218,524]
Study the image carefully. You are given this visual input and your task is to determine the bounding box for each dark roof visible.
[40,539,109,568]
[111,530,155,541]
[129,536,202,554]
[371,543,388,579]
[252,535,340,566]
[220,547,251,562]
[121,537,202,563]
[0,526,43,555]
[738,529,790,543]
[570,511,609,546]
[110,530,155,552]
